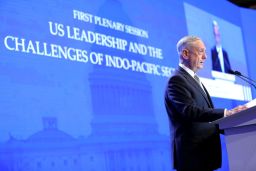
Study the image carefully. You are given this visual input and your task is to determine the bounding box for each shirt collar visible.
[216,45,222,51]
[179,63,195,77]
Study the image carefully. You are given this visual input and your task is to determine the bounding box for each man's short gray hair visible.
[176,36,201,55]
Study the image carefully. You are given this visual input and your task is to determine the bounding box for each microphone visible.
[228,69,256,89]
[228,69,242,76]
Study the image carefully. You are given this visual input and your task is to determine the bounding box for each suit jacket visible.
[164,67,224,170]
[211,46,231,73]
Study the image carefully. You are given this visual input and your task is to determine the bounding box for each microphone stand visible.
[237,73,256,84]
[236,74,256,90]
[231,71,256,90]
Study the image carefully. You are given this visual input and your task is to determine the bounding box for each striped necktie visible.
[194,74,213,107]
[194,74,201,85]
[194,74,206,94]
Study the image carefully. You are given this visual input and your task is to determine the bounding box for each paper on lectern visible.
[245,98,256,108]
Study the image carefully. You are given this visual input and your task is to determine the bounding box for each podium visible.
[213,106,256,171]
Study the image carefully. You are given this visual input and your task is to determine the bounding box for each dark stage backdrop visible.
[0,0,255,170]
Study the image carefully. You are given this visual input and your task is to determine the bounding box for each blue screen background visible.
[0,0,255,170]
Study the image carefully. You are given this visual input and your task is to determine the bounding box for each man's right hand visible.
[225,105,248,117]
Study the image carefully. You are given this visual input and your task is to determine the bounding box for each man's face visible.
[213,26,221,45]
[182,40,207,72]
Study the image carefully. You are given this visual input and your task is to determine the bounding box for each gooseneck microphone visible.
[228,69,256,89]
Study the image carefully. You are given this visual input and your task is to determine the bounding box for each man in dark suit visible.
[211,46,231,73]
[164,36,246,171]
[211,20,231,73]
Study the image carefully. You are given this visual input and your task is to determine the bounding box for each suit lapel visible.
[202,84,214,108]
[178,67,213,108]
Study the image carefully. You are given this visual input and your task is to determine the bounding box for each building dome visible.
[27,117,74,142]
[26,129,74,142]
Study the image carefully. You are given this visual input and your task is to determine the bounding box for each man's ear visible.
[181,49,189,60]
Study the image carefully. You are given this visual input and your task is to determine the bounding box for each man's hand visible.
[225,105,248,117]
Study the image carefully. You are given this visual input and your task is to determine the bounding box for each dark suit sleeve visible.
[165,74,224,123]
